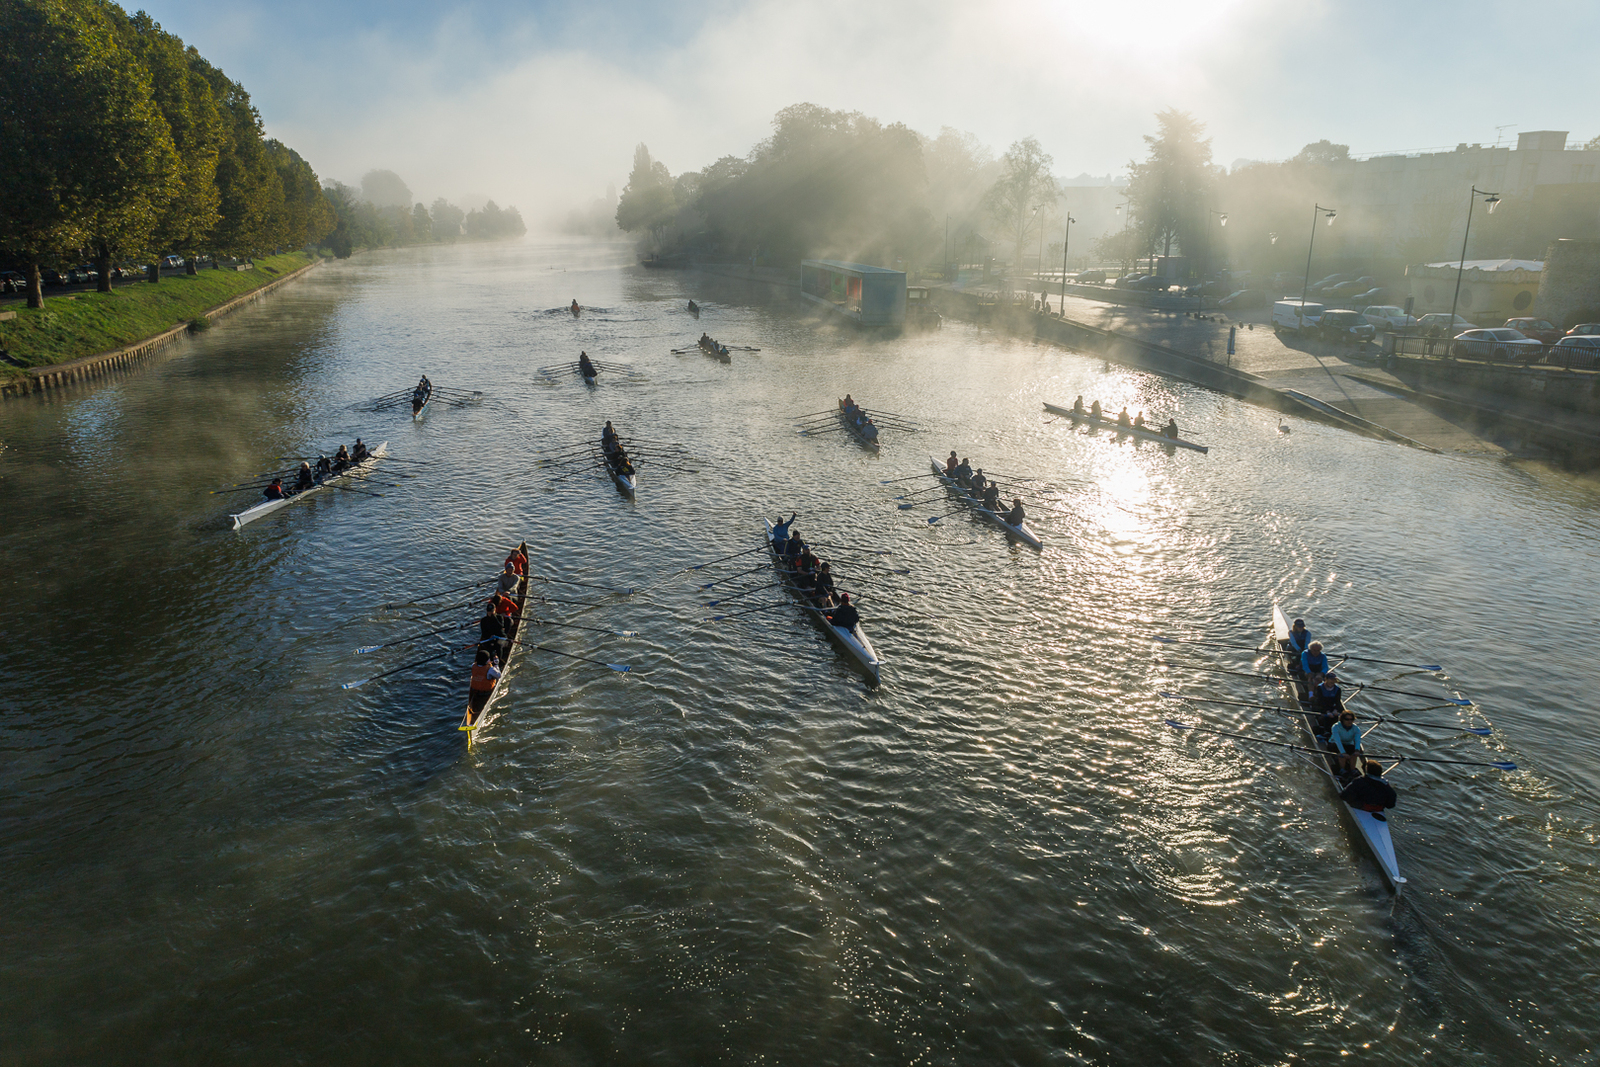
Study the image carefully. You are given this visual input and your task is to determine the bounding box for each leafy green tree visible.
[411,203,432,241]
[1126,109,1214,268]
[193,59,283,260]
[0,0,177,306]
[983,137,1058,269]
[430,198,465,240]
[361,170,412,209]
[265,140,334,249]
[615,144,677,246]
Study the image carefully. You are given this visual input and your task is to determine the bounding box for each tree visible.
[1294,140,1350,166]
[0,0,178,307]
[411,203,432,241]
[1126,109,1214,271]
[361,170,412,209]
[1092,228,1140,272]
[195,60,282,259]
[983,137,1058,269]
[431,198,464,240]
[615,144,676,247]
[265,140,334,249]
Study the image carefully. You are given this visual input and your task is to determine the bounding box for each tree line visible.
[0,0,334,307]
[320,170,526,258]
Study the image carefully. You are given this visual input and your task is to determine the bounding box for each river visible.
[1,238,1596,1065]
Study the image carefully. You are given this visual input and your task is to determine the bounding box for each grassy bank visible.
[0,252,314,380]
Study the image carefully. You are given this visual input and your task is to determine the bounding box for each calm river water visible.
[2,239,1597,1065]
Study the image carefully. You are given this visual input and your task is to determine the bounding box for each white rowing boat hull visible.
[1271,604,1404,889]
[928,456,1043,550]
[460,541,531,737]
[1043,403,1208,453]
[230,442,388,530]
[764,519,880,684]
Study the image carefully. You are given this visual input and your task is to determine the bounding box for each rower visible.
[293,462,314,491]
[1133,412,1145,431]
[570,299,580,314]
[468,650,501,715]
[263,477,285,500]
[982,482,1001,510]
[1338,761,1398,820]
[771,512,797,554]
[862,418,878,441]
[1090,400,1102,419]
[478,603,509,661]
[579,351,597,376]
[352,438,370,463]
[1301,641,1330,685]
[955,457,972,484]
[1116,407,1132,428]
[826,592,860,633]
[794,559,819,594]
[497,562,522,596]
[333,444,351,472]
[1071,395,1085,416]
[969,469,987,496]
[1328,711,1364,776]
[615,453,635,476]
[946,451,959,474]
[815,561,837,603]
[1163,418,1180,440]
[504,547,527,576]
[783,536,804,564]
[1309,673,1344,737]
[602,421,619,449]
[843,394,855,411]
[1287,618,1312,655]
[797,544,818,572]
[315,454,332,478]
[1003,498,1026,526]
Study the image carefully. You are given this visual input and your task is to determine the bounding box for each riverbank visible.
[0,253,316,395]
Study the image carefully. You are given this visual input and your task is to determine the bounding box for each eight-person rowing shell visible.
[263,438,371,499]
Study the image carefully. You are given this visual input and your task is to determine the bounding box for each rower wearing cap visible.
[826,592,860,633]
[497,562,522,596]
[1339,762,1398,820]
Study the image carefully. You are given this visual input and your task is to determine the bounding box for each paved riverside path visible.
[1029,290,1509,455]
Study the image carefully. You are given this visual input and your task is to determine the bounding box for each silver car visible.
[1361,305,1418,331]
[1450,328,1544,361]
[1545,335,1600,370]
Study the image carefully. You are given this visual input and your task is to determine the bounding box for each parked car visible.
[1325,280,1368,298]
[1361,306,1416,331]
[1075,269,1106,284]
[0,270,25,293]
[1450,328,1544,361]
[1319,309,1377,342]
[1350,287,1387,305]
[1502,317,1561,344]
[1219,289,1267,309]
[161,255,184,269]
[1273,299,1325,333]
[1562,323,1600,337]
[43,269,68,287]
[1417,313,1477,336]
[1134,275,1168,292]
[1544,336,1600,369]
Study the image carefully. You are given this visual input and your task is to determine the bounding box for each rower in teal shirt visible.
[1301,641,1329,679]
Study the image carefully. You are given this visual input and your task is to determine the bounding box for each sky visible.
[134,0,1600,225]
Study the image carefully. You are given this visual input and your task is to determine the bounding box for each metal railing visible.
[1382,331,1599,372]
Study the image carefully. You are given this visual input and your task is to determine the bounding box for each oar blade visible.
[355,644,384,654]
[1165,719,1192,730]
[340,677,372,690]
[1492,760,1517,770]
[606,663,632,673]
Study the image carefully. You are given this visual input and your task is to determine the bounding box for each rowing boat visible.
[1043,403,1208,453]
[1270,604,1404,889]
[764,519,880,685]
[836,399,881,453]
[601,434,636,496]
[928,456,1043,550]
[460,542,531,736]
[699,339,731,363]
[230,442,388,530]
[581,364,597,386]
[413,383,432,419]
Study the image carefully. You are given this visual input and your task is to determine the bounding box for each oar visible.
[409,595,485,621]
[340,649,453,689]
[705,583,781,607]
[504,637,631,672]
[1157,692,1491,736]
[700,563,775,589]
[1148,634,1442,672]
[799,427,851,437]
[879,473,941,484]
[381,578,492,608]
[533,575,633,596]
[1163,662,1473,706]
[686,546,769,571]
[356,622,465,654]
[705,601,811,622]
[518,616,639,638]
[826,560,910,575]
[1163,719,1515,770]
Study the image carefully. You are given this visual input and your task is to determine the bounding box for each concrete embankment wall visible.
[2,258,322,400]
[932,289,1415,445]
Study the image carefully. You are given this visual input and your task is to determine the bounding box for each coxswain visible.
[955,457,972,484]
[467,650,501,719]
[1287,618,1312,655]
[1071,395,1085,416]
[1163,418,1180,440]
[843,393,855,410]
[315,454,332,478]
[946,451,959,475]
[579,351,596,377]
[1328,711,1365,776]
[352,438,370,463]
[1301,641,1330,685]
[1003,498,1026,526]
[1338,761,1398,820]
[771,512,797,554]
[293,462,315,491]
[1090,400,1102,419]
[263,477,286,500]
[826,592,860,633]
[1116,407,1132,428]
[1133,412,1146,431]
[982,482,1002,511]
[497,562,522,596]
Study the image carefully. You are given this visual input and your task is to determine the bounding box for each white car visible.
[1361,305,1418,331]
[1450,328,1544,361]
[1545,336,1600,370]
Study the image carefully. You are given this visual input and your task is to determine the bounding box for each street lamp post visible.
[1115,202,1130,273]
[1446,186,1501,357]
[1202,209,1227,313]
[1058,213,1076,315]
[1299,204,1337,333]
